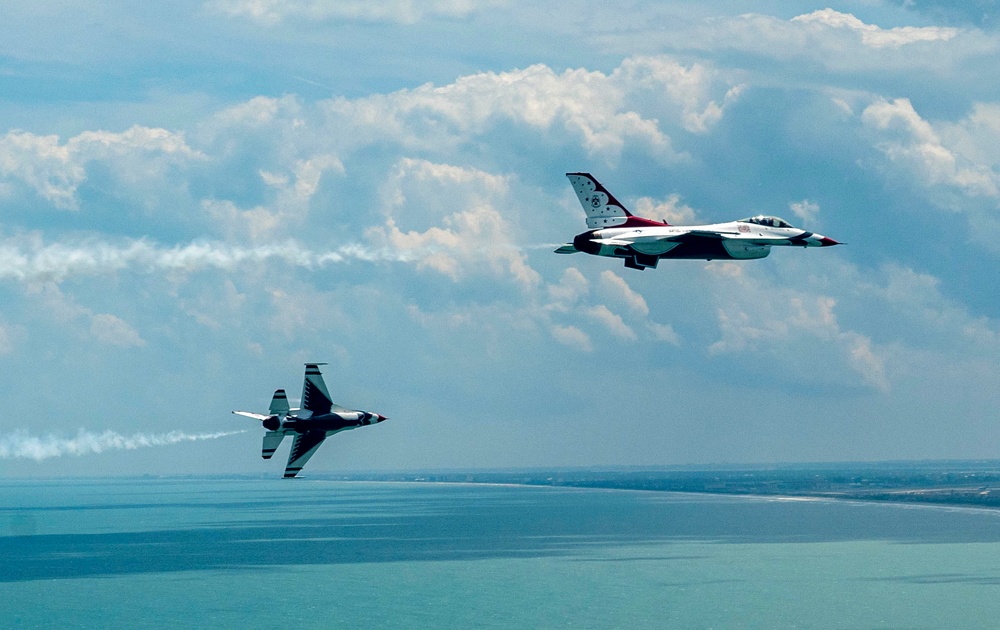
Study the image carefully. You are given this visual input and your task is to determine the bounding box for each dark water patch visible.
[865,573,1000,585]
[0,522,623,583]
[5,482,1000,583]
[568,556,709,563]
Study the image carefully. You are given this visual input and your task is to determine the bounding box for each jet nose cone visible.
[376,414,387,422]
[818,236,841,247]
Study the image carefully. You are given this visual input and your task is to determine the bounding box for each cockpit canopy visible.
[740,215,794,228]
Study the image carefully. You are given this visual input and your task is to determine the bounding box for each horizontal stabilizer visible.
[269,389,290,416]
[233,410,270,421]
[591,238,632,247]
[554,244,579,254]
[262,430,284,460]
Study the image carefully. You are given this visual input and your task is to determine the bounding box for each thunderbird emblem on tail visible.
[556,173,840,270]
[233,363,386,478]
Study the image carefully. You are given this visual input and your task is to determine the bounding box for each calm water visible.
[4,479,1000,628]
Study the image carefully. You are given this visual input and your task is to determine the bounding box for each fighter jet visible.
[555,172,840,270]
[233,363,386,478]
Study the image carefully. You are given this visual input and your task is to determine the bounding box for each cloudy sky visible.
[2,1,999,476]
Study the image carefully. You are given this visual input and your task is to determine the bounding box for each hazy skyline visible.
[2,1,999,476]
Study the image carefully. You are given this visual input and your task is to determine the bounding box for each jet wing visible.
[720,235,793,245]
[284,430,328,478]
[649,229,738,241]
[554,244,579,254]
[685,230,732,239]
[687,229,801,243]
[661,230,781,245]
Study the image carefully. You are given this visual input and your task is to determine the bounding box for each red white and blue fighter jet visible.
[233,363,386,478]
[556,173,840,270]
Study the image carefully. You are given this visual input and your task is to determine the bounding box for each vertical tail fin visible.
[301,363,333,415]
[566,172,667,228]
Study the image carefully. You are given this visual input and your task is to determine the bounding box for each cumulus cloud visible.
[0,56,736,248]
[201,199,282,242]
[89,314,146,348]
[845,334,887,392]
[646,321,680,345]
[665,8,991,74]
[936,103,1000,191]
[365,159,541,288]
[599,270,649,316]
[260,155,346,210]
[862,97,998,198]
[790,9,959,49]
[0,126,203,210]
[590,269,680,346]
[379,158,510,213]
[317,58,735,164]
[699,252,1000,396]
[613,56,743,135]
[789,199,820,224]
[204,154,345,241]
[24,283,146,348]
[585,304,637,341]
[632,194,699,225]
[858,264,1000,356]
[547,267,590,309]
[208,95,298,130]
[550,324,592,352]
[537,267,677,348]
[0,133,82,209]
[707,264,889,392]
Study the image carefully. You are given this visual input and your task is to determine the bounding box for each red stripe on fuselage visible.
[620,216,669,227]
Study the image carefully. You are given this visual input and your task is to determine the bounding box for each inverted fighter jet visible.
[555,173,840,270]
[233,363,386,478]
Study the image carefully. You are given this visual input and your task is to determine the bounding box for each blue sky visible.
[2,1,1000,476]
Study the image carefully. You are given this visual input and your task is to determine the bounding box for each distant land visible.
[316,461,1000,510]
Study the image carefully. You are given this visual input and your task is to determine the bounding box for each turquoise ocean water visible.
[4,478,1000,628]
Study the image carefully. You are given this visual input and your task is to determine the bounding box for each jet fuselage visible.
[276,410,384,434]
[573,220,835,261]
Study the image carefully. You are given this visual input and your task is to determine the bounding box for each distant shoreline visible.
[11,463,1000,513]
[317,465,1000,512]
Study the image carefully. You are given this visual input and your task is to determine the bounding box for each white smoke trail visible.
[0,238,414,284]
[0,429,246,462]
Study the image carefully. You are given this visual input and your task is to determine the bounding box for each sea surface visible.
[4,478,1000,628]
